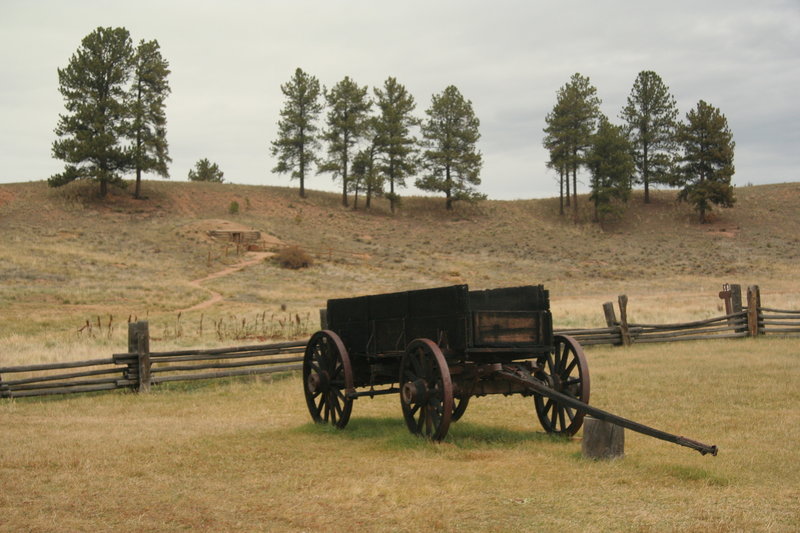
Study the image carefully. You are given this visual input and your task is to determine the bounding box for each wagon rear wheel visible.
[399,339,454,441]
[534,335,590,436]
[303,330,354,429]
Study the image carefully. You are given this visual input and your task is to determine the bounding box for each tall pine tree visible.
[270,68,323,198]
[130,39,171,199]
[418,85,484,210]
[374,77,418,213]
[319,76,372,207]
[50,27,135,197]
[586,116,634,224]
[543,73,601,217]
[676,100,736,223]
[620,70,679,203]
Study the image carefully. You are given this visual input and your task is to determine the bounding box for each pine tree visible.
[50,27,135,197]
[188,158,224,182]
[543,99,570,215]
[586,116,634,224]
[418,85,484,210]
[543,73,601,217]
[130,39,171,199]
[374,77,418,213]
[270,68,323,198]
[319,76,372,207]
[676,100,736,223]
[620,70,679,203]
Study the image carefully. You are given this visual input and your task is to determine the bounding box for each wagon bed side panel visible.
[326,285,471,356]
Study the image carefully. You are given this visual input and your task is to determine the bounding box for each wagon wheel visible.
[399,339,454,441]
[452,395,470,422]
[303,330,354,429]
[533,335,590,436]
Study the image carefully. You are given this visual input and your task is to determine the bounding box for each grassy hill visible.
[1,179,798,348]
[2,180,799,531]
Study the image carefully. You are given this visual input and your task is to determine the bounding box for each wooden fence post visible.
[128,321,151,392]
[618,295,632,346]
[602,302,617,328]
[747,285,762,337]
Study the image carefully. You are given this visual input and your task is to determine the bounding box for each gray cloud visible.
[1,0,798,199]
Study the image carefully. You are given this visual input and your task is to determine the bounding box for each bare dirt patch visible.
[0,188,14,208]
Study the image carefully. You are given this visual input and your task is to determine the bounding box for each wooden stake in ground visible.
[582,416,624,459]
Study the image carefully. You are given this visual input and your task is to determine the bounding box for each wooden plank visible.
[2,367,122,386]
[6,383,119,398]
[0,358,116,374]
[150,363,301,384]
[149,355,303,374]
[8,377,125,392]
[473,311,540,345]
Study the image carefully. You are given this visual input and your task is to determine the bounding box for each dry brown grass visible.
[1,179,799,530]
[1,338,798,531]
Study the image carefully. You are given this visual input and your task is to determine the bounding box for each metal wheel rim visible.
[534,334,590,436]
[399,339,453,441]
[303,330,354,429]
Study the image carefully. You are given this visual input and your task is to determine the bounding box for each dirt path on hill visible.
[180,252,272,312]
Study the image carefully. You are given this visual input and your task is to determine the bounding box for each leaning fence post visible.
[618,295,632,346]
[128,321,151,392]
[747,285,762,337]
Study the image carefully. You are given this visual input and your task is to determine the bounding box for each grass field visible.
[2,339,798,532]
[1,180,799,531]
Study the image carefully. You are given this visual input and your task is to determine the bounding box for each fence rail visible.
[1,325,305,399]
[2,284,799,400]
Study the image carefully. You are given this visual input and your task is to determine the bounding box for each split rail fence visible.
[2,284,798,400]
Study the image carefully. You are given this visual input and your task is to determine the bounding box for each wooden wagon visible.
[302,284,717,454]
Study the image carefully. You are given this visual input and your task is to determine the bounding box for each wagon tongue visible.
[497,366,718,456]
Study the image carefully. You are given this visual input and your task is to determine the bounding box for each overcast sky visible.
[2,0,798,200]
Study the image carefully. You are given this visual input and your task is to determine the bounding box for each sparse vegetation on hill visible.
[1,179,798,343]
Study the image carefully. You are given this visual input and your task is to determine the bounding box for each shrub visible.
[228,200,239,215]
[274,245,313,269]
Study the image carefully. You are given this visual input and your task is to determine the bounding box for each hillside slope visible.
[1,179,798,339]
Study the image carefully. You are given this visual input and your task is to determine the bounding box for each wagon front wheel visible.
[303,330,354,429]
[400,339,453,441]
[534,335,590,436]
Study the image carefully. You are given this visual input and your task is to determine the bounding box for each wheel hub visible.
[307,371,329,393]
[401,379,429,405]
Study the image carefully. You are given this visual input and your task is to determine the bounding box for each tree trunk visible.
[299,158,306,198]
[134,168,142,199]
[445,167,453,210]
[100,179,108,197]
[572,164,578,218]
[559,167,564,216]
[643,142,650,204]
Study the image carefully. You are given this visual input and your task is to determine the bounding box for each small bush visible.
[274,245,313,269]
[228,200,240,215]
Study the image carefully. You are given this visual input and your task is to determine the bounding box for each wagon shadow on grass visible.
[296,416,571,451]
